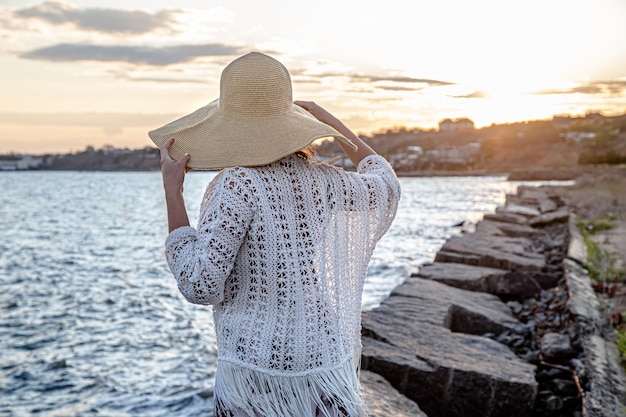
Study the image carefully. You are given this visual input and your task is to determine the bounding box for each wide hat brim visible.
[149,99,357,170]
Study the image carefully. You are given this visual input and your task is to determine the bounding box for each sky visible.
[1,0,626,154]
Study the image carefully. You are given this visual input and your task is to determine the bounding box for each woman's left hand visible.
[159,138,191,195]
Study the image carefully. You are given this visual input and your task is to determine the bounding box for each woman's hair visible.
[295,144,318,161]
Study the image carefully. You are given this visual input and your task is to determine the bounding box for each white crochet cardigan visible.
[165,154,400,417]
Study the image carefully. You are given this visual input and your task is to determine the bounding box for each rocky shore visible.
[361,185,626,416]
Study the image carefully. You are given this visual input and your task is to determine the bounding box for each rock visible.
[563,222,626,416]
[539,198,558,213]
[540,332,574,360]
[501,187,564,222]
[507,301,523,315]
[475,219,542,238]
[415,262,508,293]
[415,263,541,299]
[545,395,564,411]
[483,211,529,225]
[496,271,542,299]
[564,259,601,334]
[361,278,537,417]
[518,185,562,204]
[549,378,578,395]
[453,333,522,361]
[522,185,560,198]
[566,216,588,265]
[541,229,568,251]
[583,336,626,417]
[529,210,570,227]
[390,278,521,335]
[496,204,541,218]
[360,370,428,417]
[513,187,561,214]
[532,270,563,289]
[434,233,545,272]
[361,329,537,417]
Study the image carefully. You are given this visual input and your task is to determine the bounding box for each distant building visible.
[423,142,481,165]
[389,146,423,169]
[439,119,455,131]
[438,118,475,132]
[0,160,17,171]
[563,131,596,143]
[551,115,573,130]
[584,112,606,126]
[18,155,43,169]
[553,112,606,131]
[0,155,43,170]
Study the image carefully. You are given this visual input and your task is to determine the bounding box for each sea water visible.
[0,171,570,416]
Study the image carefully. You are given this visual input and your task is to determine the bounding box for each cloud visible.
[111,73,209,84]
[289,68,455,88]
[349,74,453,87]
[375,85,424,92]
[294,70,453,90]
[14,1,181,34]
[533,80,626,96]
[0,112,178,127]
[449,90,488,99]
[20,43,244,66]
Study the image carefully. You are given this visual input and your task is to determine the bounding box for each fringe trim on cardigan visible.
[214,357,364,417]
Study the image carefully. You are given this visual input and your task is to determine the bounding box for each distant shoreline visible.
[1,167,585,182]
[397,167,584,181]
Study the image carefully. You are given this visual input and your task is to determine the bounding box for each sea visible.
[0,171,573,417]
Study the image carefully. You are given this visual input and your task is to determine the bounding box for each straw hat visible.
[148,52,356,170]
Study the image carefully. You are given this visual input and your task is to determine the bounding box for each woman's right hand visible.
[295,100,378,166]
[294,101,341,128]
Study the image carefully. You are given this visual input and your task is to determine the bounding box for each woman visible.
[150,52,400,417]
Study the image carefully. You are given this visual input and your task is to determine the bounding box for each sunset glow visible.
[1,0,625,153]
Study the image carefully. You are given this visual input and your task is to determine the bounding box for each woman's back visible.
[171,154,398,371]
[218,154,396,371]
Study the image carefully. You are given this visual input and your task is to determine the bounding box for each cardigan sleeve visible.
[164,167,255,305]
[355,154,401,242]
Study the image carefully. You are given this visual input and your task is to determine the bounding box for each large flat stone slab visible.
[506,186,562,213]
[361,279,537,417]
[496,204,541,218]
[434,233,545,271]
[361,370,428,417]
[494,187,566,227]
[483,211,529,225]
[562,213,626,416]
[475,219,542,238]
[389,278,520,334]
[567,215,588,265]
[415,262,508,293]
[528,209,571,227]
[565,258,601,333]
[416,262,541,299]
[583,336,626,417]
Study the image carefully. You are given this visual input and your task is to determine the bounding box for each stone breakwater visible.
[360,185,626,417]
